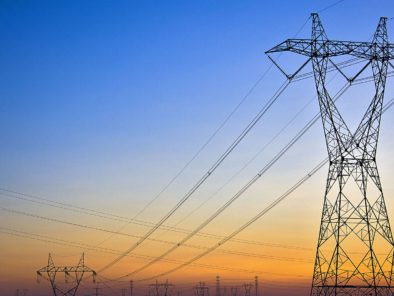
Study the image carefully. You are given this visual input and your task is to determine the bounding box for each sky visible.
[1,0,394,295]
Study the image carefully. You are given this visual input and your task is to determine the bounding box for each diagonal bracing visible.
[267,13,394,296]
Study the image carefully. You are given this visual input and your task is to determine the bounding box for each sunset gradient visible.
[1,1,394,296]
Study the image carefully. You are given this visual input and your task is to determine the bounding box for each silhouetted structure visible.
[37,253,96,296]
[195,282,209,296]
[267,13,394,296]
[149,280,174,296]
[243,284,253,296]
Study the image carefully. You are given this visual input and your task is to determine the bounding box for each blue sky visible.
[1,1,393,204]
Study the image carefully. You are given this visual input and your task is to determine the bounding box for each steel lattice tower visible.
[36,253,96,296]
[266,13,394,295]
[195,282,210,296]
[149,280,174,296]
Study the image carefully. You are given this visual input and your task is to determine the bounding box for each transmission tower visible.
[149,280,174,296]
[267,13,394,296]
[36,253,96,296]
[194,282,210,296]
[243,284,253,296]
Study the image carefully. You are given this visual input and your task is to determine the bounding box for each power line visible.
[0,227,273,275]
[291,57,365,83]
[92,11,317,272]
[131,158,325,282]
[316,0,346,14]
[0,189,310,251]
[151,91,317,242]
[149,59,361,242]
[0,67,382,282]
[97,78,291,273]
[0,70,384,284]
[0,208,311,263]
[128,93,394,282]
[91,57,278,250]
[82,10,312,256]
[0,14,313,271]
[143,59,386,264]
[110,80,351,279]
[8,55,371,256]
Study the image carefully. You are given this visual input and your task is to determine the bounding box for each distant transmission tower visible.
[267,13,394,295]
[243,283,253,296]
[194,282,209,296]
[149,280,174,296]
[36,253,96,296]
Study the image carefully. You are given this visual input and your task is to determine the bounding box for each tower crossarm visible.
[38,266,95,272]
[266,14,394,296]
[266,39,394,60]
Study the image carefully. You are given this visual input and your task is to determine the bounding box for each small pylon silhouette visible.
[37,253,96,296]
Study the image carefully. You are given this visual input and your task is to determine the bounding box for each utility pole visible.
[267,13,394,296]
[130,280,134,296]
